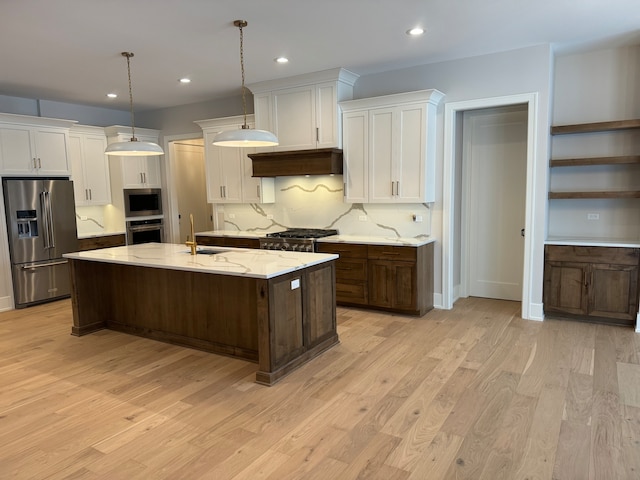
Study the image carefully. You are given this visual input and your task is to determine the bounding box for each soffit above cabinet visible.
[249,148,343,177]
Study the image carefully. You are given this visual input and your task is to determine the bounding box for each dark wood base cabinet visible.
[543,245,639,326]
[196,235,260,249]
[68,259,338,386]
[77,233,126,251]
[317,241,434,316]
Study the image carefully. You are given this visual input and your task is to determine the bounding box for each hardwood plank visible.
[0,297,637,479]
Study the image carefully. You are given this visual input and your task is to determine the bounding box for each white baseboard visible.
[433,292,445,310]
[0,295,14,312]
[527,302,544,322]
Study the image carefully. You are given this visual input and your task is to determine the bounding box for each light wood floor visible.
[0,298,638,479]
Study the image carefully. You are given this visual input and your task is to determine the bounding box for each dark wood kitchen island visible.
[64,243,338,386]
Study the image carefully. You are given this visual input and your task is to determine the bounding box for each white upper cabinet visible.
[0,113,76,176]
[196,116,275,204]
[105,126,162,189]
[340,89,444,204]
[249,68,359,152]
[69,125,112,206]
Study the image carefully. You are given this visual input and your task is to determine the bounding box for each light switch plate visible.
[291,279,300,290]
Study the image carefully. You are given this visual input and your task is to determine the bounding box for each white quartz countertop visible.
[77,231,126,239]
[545,237,640,248]
[318,235,435,247]
[63,243,338,279]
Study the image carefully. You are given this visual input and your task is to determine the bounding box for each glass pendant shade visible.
[105,138,165,156]
[212,126,279,147]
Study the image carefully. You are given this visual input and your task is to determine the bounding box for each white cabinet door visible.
[0,126,69,175]
[369,108,395,202]
[68,135,87,203]
[0,126,35,173]
[82,135,111,204]
[33,129,69,175]
[240,147,275,203]
[120,156,161,188]
[395,104,426,203]
[342,111,368,203]
[69,132,111,205]
[316,81,339,148]
[272,85,316,151]
[204,130,243,204]
[141,156,161,188]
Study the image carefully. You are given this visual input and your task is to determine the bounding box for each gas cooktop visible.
[266,228,338,239]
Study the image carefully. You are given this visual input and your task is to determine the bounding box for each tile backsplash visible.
[218,175,432,238]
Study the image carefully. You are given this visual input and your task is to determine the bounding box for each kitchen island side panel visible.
[69,259,259,361]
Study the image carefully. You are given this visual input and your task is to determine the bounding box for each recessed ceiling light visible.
[106,93,117,98]
[275,57,289,64]
[179,78,191,84]
[407,27,425,36]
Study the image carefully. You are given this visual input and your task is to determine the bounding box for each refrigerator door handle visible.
[40,191,51,248]
[21,260,68,269]
[45,191,56,248]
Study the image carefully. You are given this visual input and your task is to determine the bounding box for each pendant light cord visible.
[235,20,249,129]
[122,52,137,141]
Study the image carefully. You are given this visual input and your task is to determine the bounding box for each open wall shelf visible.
[550,119,640,135]
[548,119,640,201]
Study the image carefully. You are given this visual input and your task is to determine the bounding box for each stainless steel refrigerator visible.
[3,178,79,308]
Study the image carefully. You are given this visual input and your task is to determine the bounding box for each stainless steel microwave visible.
[124,188,163,217]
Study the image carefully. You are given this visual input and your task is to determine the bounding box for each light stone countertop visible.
[545,237,640,248]
[63,243,338,279]
[318,235,435,247]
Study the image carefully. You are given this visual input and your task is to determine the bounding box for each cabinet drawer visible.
[545,245,639,265]
[367,245,416,262]
[78,234,126,251]
[196,236,224,247]
[317,242,368,258]
[335,258,367,282]
[336,282,367,304]
[224,237,260,249]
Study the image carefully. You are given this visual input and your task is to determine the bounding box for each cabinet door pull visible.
[143,172,147,184]
[316,127,319,143]
[89,189,92,200]
[85,189,89,200]
[391,181,395,196]
[396,181,399,196]
[38,157,42,169]
[257,185,260,198]
[32,158,37,169]
[220,186,223,198]
[223,185,226,198]
[140,172,144,184]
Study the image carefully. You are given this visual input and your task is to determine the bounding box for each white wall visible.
[549,44,640,242]
[355,45,554,309]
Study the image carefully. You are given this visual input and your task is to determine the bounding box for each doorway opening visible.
[165,136,212,243]
[461,104,528,302]
[442,92,540,320]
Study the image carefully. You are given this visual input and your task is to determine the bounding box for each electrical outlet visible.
[587,213,599,220]
[266,214,274,219]
[80,215,88,221]
[412,214,423,222]
[358,215,367,221]
[228,213,236,219]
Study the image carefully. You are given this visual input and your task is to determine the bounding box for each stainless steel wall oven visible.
[126,218,164,245]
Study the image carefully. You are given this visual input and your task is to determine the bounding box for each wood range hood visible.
[249,148,343,177]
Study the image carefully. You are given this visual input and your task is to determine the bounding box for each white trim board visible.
[442,93,541,321]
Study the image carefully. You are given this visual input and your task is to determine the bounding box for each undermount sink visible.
[184,248,223,255]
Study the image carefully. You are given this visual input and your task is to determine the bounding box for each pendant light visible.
[212,20,279,147]
[105,52,164,156]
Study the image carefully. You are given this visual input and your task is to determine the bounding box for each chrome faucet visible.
[185,213,197,255]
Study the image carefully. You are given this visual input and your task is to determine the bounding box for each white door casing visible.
[442,92,540,321]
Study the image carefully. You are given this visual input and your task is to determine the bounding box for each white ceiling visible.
[1,0,638,112]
